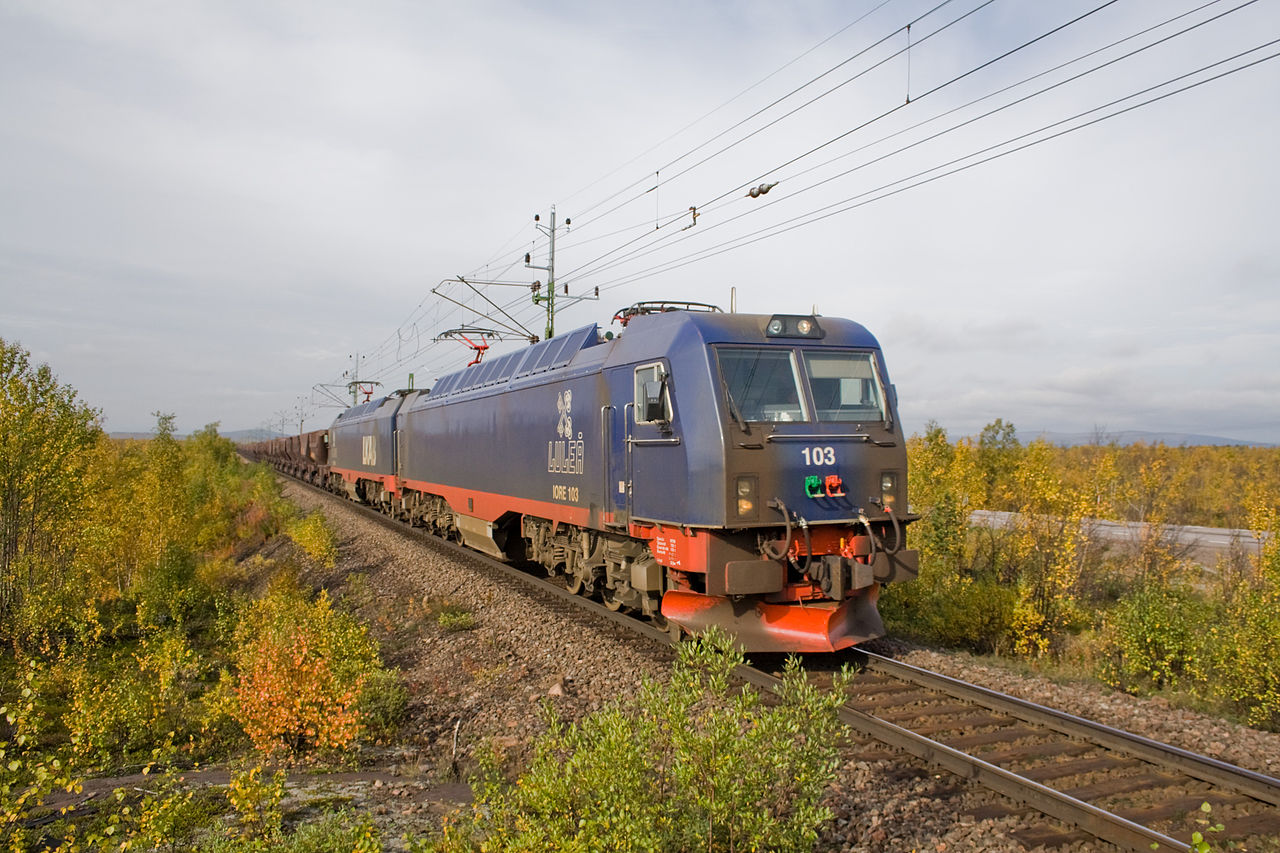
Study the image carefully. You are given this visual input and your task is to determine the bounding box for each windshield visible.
[718,348,807,422]
[802,350,886,423]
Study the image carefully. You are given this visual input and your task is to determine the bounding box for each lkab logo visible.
[556,389,573,438]
[549,388,584,476]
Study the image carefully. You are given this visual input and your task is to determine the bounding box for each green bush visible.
[276,810,381,853]
[358,668,409,742]
[881,567,1017,655]
[61,629,203,768]
[226,765,287,841]
[193,806,381,853]
[0,661,84,851]
[1098,582,1205,692]
[126,770,224,851]
[1096,576,1280,730]
[420,628,849,852]
[1196,587,1280,730]
[288,512,338,569]
[134,544,205,632]
[436,610,476,633]
[1,339,102,647]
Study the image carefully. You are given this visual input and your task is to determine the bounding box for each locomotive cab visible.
[610,308,919,651]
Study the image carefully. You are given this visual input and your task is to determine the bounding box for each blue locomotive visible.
[262,303,917,652]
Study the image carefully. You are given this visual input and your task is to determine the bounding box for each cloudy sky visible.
[3,0,1278,442]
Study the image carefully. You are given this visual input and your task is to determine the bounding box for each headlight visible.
[880,471,898,510]
[735,476,758,518]
[764,315,824,338]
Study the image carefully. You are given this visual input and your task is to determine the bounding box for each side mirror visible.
[643,379,666,422]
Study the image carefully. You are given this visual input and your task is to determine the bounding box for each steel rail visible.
[860,651,1280,808]
[732,665,1188,852]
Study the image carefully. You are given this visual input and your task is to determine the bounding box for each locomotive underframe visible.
[319,461,916,649]
[246,446,917,652]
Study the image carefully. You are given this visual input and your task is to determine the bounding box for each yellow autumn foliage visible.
[890,418,1280,728]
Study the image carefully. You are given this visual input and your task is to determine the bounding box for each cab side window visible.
[634,363,672,424]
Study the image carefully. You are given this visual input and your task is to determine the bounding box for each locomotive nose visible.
[660,588,885,653]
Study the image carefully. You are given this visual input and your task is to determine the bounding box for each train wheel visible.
[565,572,583,596]
[651,613,682,643]
[602,588,624,612]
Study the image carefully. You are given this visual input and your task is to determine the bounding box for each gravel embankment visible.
[284,482,1279,851]
[282,482,672,844]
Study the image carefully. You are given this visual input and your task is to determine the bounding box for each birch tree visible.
[0,338,100,633]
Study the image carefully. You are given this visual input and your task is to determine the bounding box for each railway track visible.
[808,655,1280,850]
[287,473,1280,852]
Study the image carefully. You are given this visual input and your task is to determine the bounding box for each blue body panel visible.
[398,325,613,522]
[328,395,403,477]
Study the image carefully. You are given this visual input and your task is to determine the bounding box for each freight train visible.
[245,302,917,652]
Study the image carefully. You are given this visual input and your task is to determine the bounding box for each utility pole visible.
[342,353,366,405]
[435,207,592,352]
[526,207,569,341]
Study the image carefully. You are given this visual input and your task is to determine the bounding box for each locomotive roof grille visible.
[331,394,401,426]
[431,324,600,399]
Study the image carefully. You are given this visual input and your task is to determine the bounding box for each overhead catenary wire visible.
[583,39,1280,295]
[570,0,952,222]
[568,0,987,237]
[564,0,1258,286]
[647,0,1009,201]
[692,0,1124,211]
[560,0,1130,284]
[366,0,924,380]
[560,0,901,208]
[763,0,1238,192]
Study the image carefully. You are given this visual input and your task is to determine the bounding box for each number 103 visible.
[802,446,836,466]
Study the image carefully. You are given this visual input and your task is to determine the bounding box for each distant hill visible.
[1032,430,1274,448]
[221,428,283,442]
[107,432,158,441]
[109,428,284,443]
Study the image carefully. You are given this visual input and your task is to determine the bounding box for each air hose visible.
[796,514,812,577]
[883,506,903,556]
[859,504,904,556]
[762,498,793,561]
[763,498,815,578]
[856,510,879,565]
[861,504,907,582]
